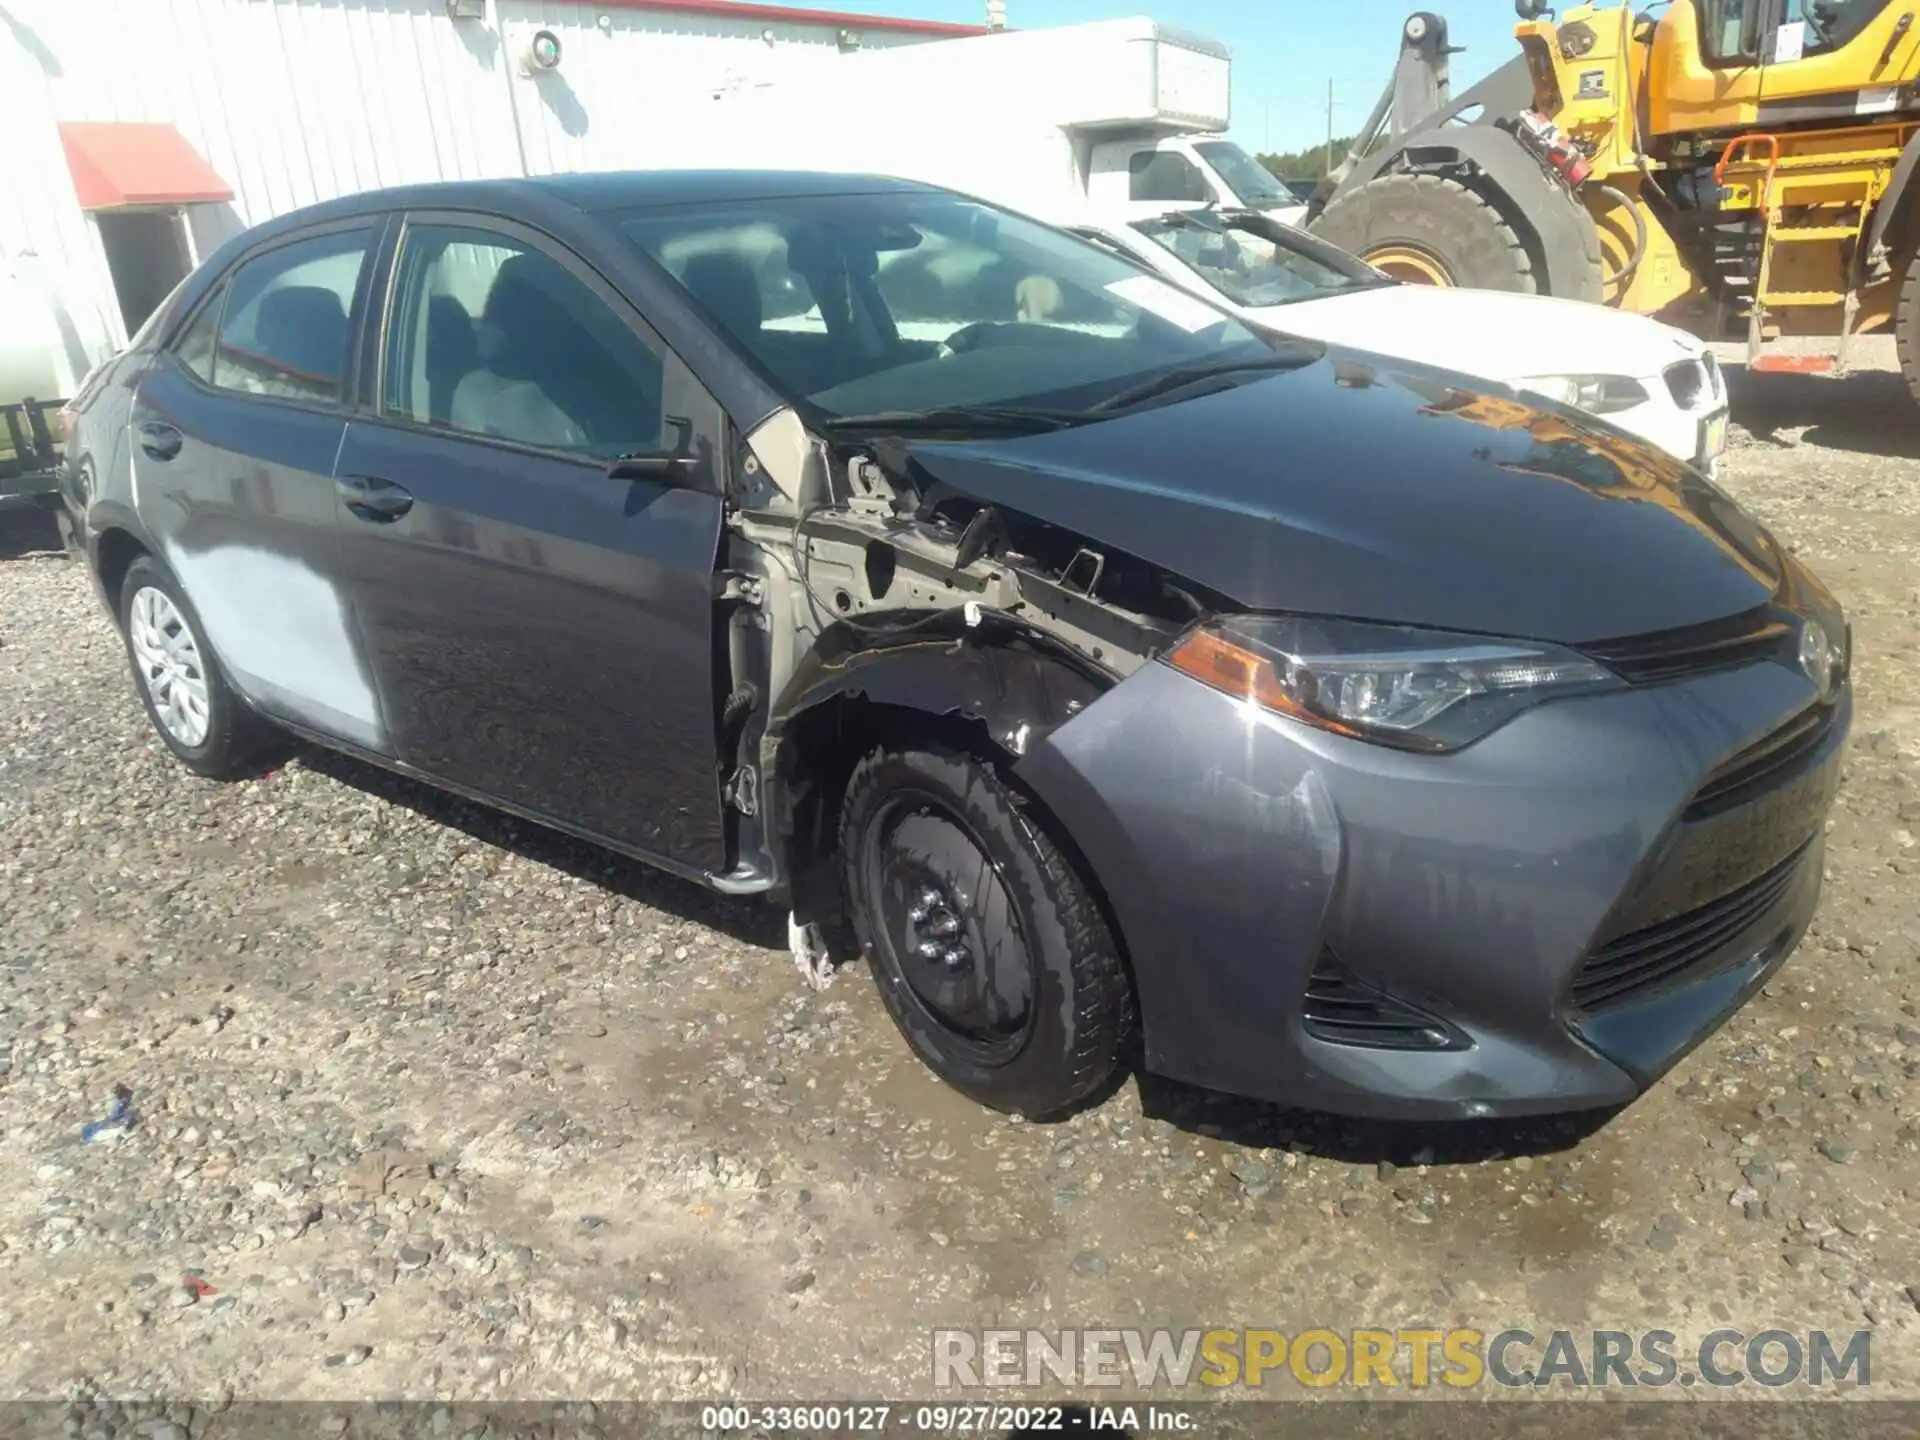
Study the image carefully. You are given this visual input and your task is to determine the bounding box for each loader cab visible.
[1645,0,1910,133]
[1690,0,1891,63]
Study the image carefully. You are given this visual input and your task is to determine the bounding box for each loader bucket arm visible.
[1315,47,1540,214]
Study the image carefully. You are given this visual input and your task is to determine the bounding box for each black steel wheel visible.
[839,742,1133,1116]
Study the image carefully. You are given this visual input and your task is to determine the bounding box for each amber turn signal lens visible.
[1167,628,1357,736]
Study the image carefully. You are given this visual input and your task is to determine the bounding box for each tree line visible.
[1256,136,1356,180]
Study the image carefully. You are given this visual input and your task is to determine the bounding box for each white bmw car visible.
[1064,206,1729,471]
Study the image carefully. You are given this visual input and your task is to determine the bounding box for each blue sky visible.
[835,0,1525,154]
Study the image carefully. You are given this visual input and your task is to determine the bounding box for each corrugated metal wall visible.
[496,1,926,178]
[0,0,942,357]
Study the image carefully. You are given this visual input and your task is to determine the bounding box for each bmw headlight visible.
[1167,617,1622,752]
[1521,374,1650,416]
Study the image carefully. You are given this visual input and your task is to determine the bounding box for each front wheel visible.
[838,742,1134,1117]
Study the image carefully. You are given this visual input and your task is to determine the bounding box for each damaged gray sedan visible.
[59,172,1851,1120]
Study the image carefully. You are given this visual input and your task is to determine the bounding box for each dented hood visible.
[909,350,1781,645]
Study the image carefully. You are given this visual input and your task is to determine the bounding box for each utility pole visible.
[1325,78,1335,174]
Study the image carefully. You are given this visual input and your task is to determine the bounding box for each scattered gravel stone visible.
[1070,1250,1109,1277]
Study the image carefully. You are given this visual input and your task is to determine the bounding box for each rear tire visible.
[839,742,1133,1117]
[117,555,273,780]
[1316,172,1537,292]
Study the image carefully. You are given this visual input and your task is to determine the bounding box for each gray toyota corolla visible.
[58,172,1849,1119]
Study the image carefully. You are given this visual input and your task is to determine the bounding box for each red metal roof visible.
[58,122,233,211]
[597,0,987,37]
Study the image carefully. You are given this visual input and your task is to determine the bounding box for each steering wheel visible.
[939,321,1009,357]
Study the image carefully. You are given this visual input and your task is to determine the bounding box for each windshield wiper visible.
[820,404,1085,436]
[1083,350,1318,415]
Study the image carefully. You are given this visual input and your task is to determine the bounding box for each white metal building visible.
[0,0,984,399]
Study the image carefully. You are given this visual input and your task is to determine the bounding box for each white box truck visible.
[675,18,1303,225]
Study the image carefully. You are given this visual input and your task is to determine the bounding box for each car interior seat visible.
[451,256,590,450]
[679,252,765,342]
[252,286,349,397]
[424,294,478,425]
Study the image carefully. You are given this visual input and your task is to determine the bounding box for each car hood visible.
[1245,284,1708,383]
[906,349,1780,645]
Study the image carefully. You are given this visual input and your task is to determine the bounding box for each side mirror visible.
[607,451,698,484]
[607,417,701,487]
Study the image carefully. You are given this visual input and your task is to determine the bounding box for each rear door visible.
[331,214,730,872]
[128,222,386,748]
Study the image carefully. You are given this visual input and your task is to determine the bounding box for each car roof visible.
[527,168,939,209]
[257,169,940,232]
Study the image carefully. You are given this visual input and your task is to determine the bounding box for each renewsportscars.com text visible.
[931,1327,1872,1390]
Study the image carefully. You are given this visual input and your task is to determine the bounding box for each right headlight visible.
[1521,374,1650,416]
[1166,616,1623,752]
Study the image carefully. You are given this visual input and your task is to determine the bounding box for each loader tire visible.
[1316,172,1537,293]
[1896,248,1920,405]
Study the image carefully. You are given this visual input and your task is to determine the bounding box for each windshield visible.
[1192,142,1291,207]
[621,191,1272,419]
[1133,211,1387,308]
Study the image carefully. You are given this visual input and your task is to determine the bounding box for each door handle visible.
[137,421,183,461]
[336,474,414,522]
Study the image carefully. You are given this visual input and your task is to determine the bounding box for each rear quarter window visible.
[206,230,372,406]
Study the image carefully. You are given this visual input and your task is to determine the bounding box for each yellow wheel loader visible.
[1306,1,1920,391]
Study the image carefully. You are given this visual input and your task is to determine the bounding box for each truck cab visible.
[1087,135,1310,226]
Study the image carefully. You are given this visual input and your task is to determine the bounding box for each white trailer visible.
[674,18,1303,225]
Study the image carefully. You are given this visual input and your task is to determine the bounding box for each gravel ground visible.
[2,344,1919,1415]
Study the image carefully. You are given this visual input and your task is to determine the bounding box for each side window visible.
[1130,151,1209,204]
[1783,0,1890,55]
[212,230,370,405]
[172,287,224,384]
[383,224,666,458]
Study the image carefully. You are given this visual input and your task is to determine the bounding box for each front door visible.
[1089,140,1220,224]
[129,223,387,749]
[332,215,730,873]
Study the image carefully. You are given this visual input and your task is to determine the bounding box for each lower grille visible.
[1572,842,1808,1010]
[1582,607,1790,685]
[1302,952,1462,1051]
[1687,703,1836,818]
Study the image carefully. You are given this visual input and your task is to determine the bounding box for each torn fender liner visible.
[902,354,1780,646]
[774,639,1105,756]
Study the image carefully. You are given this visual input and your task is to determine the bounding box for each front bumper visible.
[1605,392,1727,474]
[1015,650,1849,1119]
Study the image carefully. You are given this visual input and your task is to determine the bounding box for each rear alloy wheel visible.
[839,742,1133,1117]
[1316,172,1537,292]
[118,555,272,779]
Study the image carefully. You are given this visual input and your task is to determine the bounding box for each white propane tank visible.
[0,258,86,408]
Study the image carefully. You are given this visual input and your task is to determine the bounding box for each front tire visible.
[1316,172,1537,292]
[117,555,271,779]
[1896,246,1920,405]
[838,742,1133,1117]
